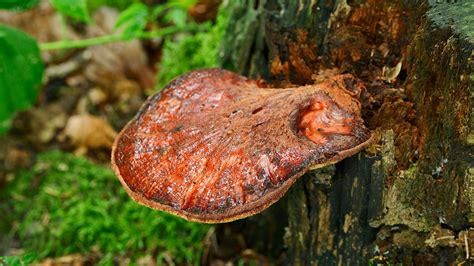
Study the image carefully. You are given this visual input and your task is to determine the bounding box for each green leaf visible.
[156,5,229,89]
[0,0,39,10]
[0,25,44,134]
[152,0,196,25]
[87,0,134,12]
[166,0,197,9]
[163,8,188,27]
[49,0,91,22]
[151,5,166,20]
[115,2,149,40]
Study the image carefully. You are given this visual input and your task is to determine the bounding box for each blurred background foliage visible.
[0,0,228,264]
[0,0,227,133]
[156,4,227,88]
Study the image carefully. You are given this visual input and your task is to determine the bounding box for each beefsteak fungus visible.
[112,69,372,223]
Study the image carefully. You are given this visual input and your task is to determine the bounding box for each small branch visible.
[39,25,197,51]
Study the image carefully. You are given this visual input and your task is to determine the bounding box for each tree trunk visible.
[219,0,473,264]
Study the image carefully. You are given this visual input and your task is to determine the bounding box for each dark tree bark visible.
[219,0,473,264]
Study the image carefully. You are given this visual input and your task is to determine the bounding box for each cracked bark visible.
[220,0,473,264]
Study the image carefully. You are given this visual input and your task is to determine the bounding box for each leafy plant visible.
[151,0,196,23]
[49,0,91,22]
[47,0,138,23]
[114,0,198,40]
[88,0,136,12]
[0,0,201,134]
[0,24,43,134]
[0,0,39,10]
[156,4,229,89]
[0,151,211,264]
[114,2,149,40]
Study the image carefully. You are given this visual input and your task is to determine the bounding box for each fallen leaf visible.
[63,114,117,155]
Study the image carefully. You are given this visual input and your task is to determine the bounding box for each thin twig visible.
[39,25,198,51]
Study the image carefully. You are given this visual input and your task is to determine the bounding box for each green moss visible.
[428,1,474,43]
[0,151,210,264]
[155,5,229,89]
[0,253,37,266]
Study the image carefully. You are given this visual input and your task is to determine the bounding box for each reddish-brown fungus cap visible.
[112,68,372,223]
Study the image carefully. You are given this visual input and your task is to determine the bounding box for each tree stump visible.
[220,0,473,264]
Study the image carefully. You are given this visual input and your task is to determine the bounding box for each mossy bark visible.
[220,0,473,264]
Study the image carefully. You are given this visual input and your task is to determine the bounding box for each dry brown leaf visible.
[188,0,222,23]
[37,253,94,266]
[87,87,108,106]
[13,104,67,145]
[63,114,117,155]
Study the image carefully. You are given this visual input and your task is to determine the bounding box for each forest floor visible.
[0,1,271,265]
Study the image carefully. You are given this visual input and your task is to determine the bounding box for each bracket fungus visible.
[112,68,372,223]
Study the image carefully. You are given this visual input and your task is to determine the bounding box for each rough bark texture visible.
[220,0,473,264]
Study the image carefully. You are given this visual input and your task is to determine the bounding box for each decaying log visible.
[219,0,473,264]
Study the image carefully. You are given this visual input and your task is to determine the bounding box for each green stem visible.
[39,25,194,51]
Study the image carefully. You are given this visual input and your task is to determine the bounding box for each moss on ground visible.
[0,151,210,264]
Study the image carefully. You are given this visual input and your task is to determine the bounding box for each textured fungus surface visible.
[112,68,372,223]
